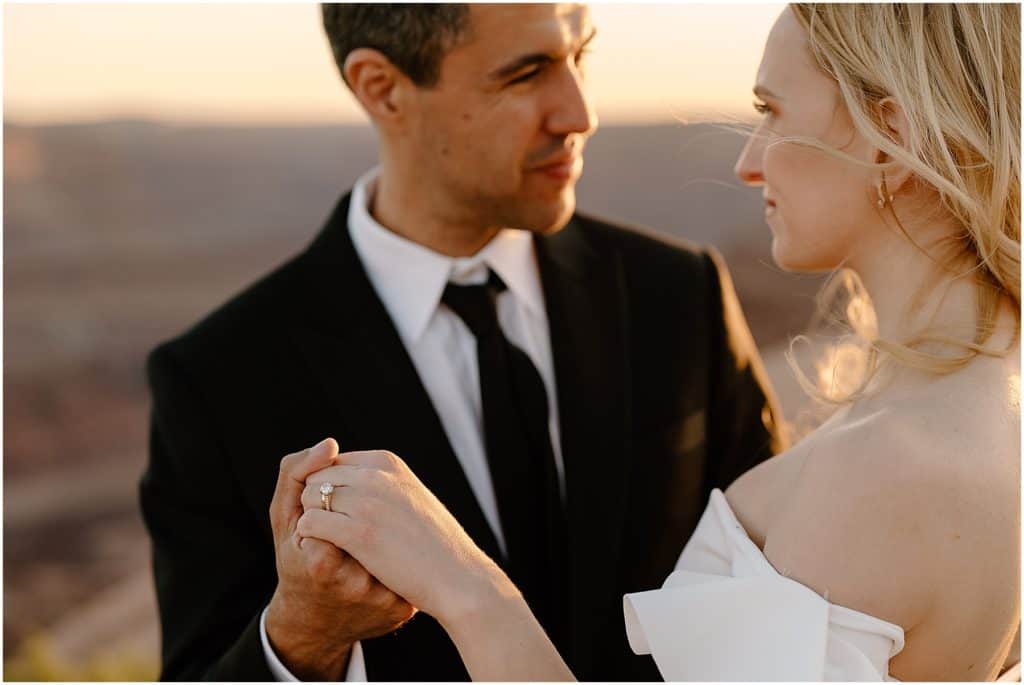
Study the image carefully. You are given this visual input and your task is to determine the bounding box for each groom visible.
[140,3,787,682]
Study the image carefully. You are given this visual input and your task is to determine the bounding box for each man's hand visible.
[296,450,512,628]
[265,438,416,681]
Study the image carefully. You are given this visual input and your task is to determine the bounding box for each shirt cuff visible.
[259,606,367,681]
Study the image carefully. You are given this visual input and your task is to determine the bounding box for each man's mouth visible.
[530,156,581,181]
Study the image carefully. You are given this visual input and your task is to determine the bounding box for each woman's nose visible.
[733,135,765,186]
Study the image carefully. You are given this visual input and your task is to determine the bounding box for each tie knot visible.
[442,270,508,338]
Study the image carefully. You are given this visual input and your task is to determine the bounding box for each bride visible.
[293,4,1020,681]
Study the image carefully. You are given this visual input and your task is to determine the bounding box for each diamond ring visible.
[320,482,335,511]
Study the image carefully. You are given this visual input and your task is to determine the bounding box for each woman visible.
[295,4,1020,680]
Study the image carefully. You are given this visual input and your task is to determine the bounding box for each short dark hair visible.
[321,4,471,88]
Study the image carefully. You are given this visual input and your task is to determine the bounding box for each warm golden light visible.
[4,3,785,125]
[816,342,871,402]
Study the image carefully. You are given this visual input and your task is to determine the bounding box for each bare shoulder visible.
[724,429,822,548]
[759,367,1020,679]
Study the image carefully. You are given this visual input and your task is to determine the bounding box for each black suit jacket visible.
[140,192,787,681]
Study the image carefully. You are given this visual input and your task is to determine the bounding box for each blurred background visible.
[4,2,834,679]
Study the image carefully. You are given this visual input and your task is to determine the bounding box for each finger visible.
[331,550,399,604]
[305,463,372,489]
[334,449,396,469]
[296,508,363,556]
[301,481,342,513]
[270,437,339,538]
[333,553,417,619]
[334,547,371,577]
[300,479,351,513]
[339,557,404,606]
[295,535,347,584]
[302,466,373,511]
[297,526,353,564]
[297,531,343,557]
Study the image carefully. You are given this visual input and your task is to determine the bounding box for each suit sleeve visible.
[140,343,277,681]
[701,247,789,489]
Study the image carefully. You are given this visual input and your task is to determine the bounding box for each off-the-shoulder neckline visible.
[708,488,906,653]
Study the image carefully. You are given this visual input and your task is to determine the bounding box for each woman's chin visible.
[771,238,818,273]
[770,238,800,272]
[771,240,840,274]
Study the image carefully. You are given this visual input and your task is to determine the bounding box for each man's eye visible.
[509,69,540,85]
[753,100,772,116]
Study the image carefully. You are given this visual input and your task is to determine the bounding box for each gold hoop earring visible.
[876,172,894,209]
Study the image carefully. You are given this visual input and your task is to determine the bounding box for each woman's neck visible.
[849,213,982,346]
[842,217,1018,402]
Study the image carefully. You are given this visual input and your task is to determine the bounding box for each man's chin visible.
[517,191,577,235]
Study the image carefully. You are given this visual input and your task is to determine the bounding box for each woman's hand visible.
[297,449,514,626]
[298,449,575,681]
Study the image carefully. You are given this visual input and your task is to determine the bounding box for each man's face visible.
[406,4,598,234]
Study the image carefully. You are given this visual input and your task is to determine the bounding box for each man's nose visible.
[734,133,765,186]
[546,63,598,138]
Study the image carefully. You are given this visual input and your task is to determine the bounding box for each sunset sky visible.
[4,3,785,126]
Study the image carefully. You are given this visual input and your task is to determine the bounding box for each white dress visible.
[623,489,905,681]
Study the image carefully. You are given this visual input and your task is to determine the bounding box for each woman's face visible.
[734,7,880,273]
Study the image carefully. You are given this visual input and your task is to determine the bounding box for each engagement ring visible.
[320,482,335,511]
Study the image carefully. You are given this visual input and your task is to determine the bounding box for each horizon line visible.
[3,112,758,130]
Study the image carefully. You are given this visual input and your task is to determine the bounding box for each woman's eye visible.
[752,100,772,116]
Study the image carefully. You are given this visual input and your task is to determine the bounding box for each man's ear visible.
[343,48,413,127]
[874,97,913,193]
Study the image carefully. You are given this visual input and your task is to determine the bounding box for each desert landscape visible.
[4,120,825,678]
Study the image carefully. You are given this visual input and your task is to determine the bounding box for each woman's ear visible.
[874,97,913,194]
[343,48,412,128]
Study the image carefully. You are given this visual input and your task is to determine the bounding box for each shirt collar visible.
[348,168,545,347]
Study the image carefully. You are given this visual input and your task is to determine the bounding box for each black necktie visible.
[441,270,568,647]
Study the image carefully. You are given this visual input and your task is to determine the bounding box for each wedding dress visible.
[623,489,905,681]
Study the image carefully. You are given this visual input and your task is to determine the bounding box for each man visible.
[140,4,787,681]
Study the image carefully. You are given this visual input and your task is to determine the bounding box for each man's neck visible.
[371,166,502,258]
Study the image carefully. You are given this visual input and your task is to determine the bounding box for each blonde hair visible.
[783,3,1021,404]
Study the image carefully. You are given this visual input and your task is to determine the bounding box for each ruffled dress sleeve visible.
[623,490,904,681]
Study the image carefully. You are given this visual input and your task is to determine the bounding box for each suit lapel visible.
[535,220,632,674]
[286,195,503,562]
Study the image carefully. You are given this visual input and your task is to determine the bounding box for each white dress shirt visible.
[261,167,565,681]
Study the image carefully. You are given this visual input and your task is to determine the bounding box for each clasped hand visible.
[296,440,510,626]
[265,438,416,680]
[266,438,556,682]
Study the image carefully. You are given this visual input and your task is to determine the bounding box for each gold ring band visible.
[319,482,335,511]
